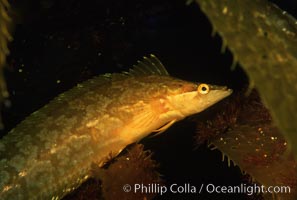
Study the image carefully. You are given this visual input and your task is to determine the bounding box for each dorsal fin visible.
[47,55,169,104]
[127,54,169,76]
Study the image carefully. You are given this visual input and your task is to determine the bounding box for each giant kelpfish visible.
[0,54,232,199]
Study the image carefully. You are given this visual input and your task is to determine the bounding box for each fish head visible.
[166,81,233,118]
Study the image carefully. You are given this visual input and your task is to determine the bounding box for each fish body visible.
[0,55,232,199]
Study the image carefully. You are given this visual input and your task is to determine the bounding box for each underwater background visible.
[1,0,297,199]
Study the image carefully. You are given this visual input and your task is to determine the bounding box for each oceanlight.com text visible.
[206,183,291,196]
[122,183,291,196]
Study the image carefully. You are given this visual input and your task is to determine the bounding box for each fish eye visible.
[197,83,209,94]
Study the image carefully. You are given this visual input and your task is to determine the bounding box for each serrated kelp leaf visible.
[197,91,297,199]
[213,124,296,200]
[0,0,12,129]
[195,0,297,158]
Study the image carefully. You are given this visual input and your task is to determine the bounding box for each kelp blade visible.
[195,0,297,158]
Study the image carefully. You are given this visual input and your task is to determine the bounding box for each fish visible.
[0,54,232,199]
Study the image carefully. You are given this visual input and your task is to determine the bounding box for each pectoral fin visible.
[151,119,177,137]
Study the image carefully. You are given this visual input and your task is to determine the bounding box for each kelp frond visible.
[0,0,12,128]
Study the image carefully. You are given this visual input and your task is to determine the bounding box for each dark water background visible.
[1,0,297,199]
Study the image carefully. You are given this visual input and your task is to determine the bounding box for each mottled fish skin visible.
[0,55,231,199]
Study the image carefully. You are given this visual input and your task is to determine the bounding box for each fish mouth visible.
[210,85,233,94]
[224,87,233,96]
[216,86,233,99]
[226,88,233,94]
